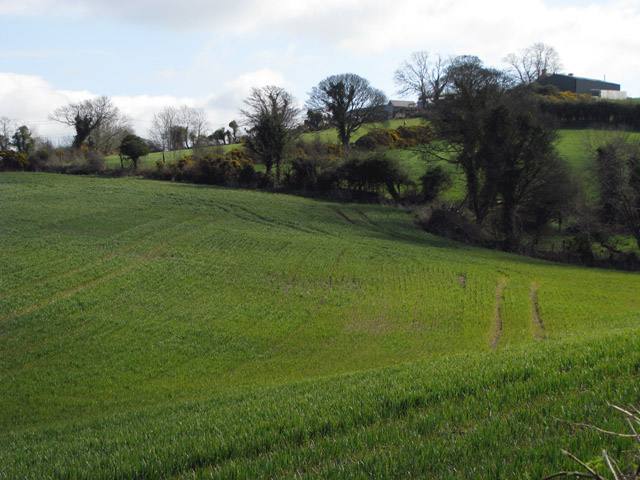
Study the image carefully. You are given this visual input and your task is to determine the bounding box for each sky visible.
[1,0,639,143]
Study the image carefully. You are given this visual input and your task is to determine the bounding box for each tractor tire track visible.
[530,284,546,340]
[490,279,507,350]
[330,207,356,225]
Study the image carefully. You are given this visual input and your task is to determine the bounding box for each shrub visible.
[396,125,432,145]
[417,206,492,246]
[339,152,411,202]
[0,150,30,171]
[326,144,343,158]
[354,125,432,151]
[354,129,405,150]
[28,149,52,171]
[286,157,320,191]
[420,165,451,203]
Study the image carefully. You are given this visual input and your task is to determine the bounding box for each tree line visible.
[2,42,638,268]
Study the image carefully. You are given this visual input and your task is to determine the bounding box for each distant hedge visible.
[153,148,258,187]
[539,98,640,130]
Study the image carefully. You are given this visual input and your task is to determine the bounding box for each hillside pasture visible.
[1,173,639,478]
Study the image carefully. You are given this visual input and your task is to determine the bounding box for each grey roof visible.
[388,100,417,108]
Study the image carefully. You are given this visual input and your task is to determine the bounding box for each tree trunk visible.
[502,198,519,252]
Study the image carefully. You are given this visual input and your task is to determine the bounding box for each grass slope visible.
[116,123,638,198]
[1,173,639,478]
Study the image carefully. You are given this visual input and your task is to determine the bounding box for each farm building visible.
[538,73,627,99]
[384,100,419,119]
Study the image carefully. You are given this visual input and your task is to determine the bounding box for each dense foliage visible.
[539,94,640,129]
[422,57,574,251]
[119,134,150,171]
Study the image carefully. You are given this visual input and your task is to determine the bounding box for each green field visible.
[1,173,640,478]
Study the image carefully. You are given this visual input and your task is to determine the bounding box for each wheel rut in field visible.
[350,208,376,226]
[332,206,403,240]
[530,284,546,339]
[234,205,321,234]
[490,279,507,350]
[330,207,356,225]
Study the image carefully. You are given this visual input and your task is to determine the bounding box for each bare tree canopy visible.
[306,73,388,147]
[150,105,210,159]
[240,85,299,181]
[49,96,122,150]
[179,105,209,148]
[503,42,563,84]
[394,51,449,106]
[91,114,132,155]
[151,106,179,161]
[0,116,16,150]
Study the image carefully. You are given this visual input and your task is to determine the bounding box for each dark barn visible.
[538,73,621,95]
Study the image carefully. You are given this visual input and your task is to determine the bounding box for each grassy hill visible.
[1,173,640,478]
[108,121,640,200]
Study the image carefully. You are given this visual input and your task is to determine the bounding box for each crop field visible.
[1,173,640,478]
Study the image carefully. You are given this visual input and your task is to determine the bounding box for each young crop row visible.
[2,330,639,478]
[1,173,640,478]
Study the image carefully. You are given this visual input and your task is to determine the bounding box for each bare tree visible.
[49,96,121,150]
[90,114,132,154]
[150,105,210,159]
[394,51,449,107]
[150,106,179,162]
[504,42,563,84]
[178,105,209,149]
[0,116,16,150]
[241,85,299,181]
[306,73,387,147]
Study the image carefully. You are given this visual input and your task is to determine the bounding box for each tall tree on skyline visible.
[394,51,449,107]
[504,42,563,84]
[241,85,299,181]
[307,73,387,147]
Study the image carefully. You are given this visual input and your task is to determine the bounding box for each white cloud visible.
[0,69,290,142]
[2,0,640,135]
[0,72,94,141]
[4,0,639,89]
